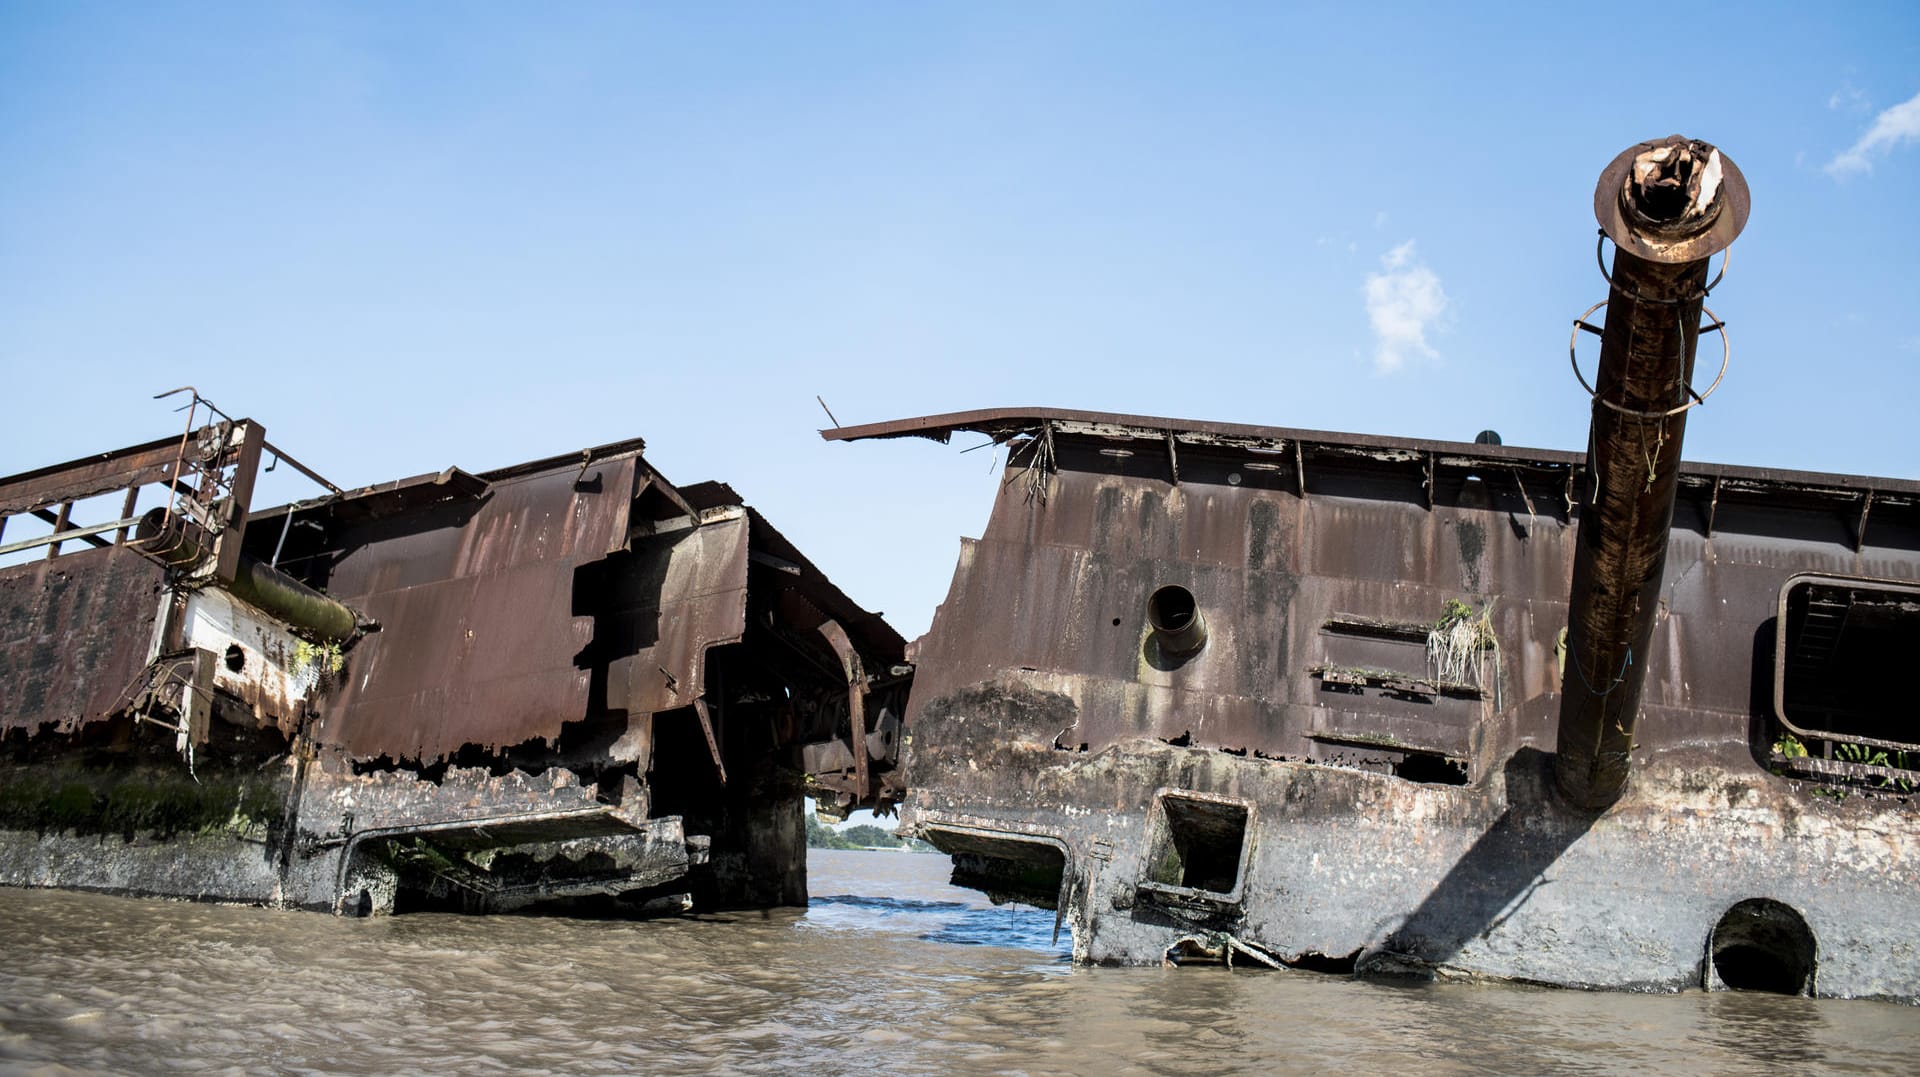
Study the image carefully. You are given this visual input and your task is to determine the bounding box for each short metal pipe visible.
[1554,136,1750,811]
[1148,584,1208,658]
[134,507,204,567]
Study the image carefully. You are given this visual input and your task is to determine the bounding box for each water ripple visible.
[0,850,1913,1076]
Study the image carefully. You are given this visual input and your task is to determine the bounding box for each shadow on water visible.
[920,905,1070,953]
[807,893,1070,957]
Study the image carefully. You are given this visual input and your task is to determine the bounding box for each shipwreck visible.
[829,137,1920,1001]
[0,397,905,916]
[2,133,1914,1004]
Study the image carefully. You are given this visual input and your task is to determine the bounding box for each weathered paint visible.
[182,588,316,736]
[0,546,165,735]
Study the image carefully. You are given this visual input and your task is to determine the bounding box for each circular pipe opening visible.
[1621,139,1726,237]
[1148,586,1196,633]
[1147,585,1207,658]
[1632,150,1697,222]
[1709,898,1816,995]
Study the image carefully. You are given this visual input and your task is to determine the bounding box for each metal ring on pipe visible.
[1569,302,1729,420]
[1594,231,1729,305]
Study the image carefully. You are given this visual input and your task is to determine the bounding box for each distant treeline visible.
[805,815,937,852]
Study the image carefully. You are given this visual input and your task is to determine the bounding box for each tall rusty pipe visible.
[1553,136,1750,811]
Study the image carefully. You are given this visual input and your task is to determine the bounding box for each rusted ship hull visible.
[833,407,1919,1001]
[830,138,1918,1002]
[0,410,904,917]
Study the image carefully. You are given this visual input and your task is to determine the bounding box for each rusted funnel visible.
[1553,136,1750,811]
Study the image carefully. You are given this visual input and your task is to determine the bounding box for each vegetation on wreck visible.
[0,762,285,841]
[292,639,346,689]
[1428,597,1502,707]
[1770,733,1916,796]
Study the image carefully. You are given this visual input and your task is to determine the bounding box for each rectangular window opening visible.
[1776,576,1920,751]
[1143,792,1250,898]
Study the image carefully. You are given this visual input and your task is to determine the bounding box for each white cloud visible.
[1828,84,1868,112]
[1373,210,1389,230]
[1364,240,1448,374]
[1826,89,1920,177]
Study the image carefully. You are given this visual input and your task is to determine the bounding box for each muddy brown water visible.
[0,849,1913,1075]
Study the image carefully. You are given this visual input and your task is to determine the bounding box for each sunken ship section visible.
[0,403,905,916]
[830,138,1920,1002]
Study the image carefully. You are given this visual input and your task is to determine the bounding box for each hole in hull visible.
[1393,752,1468,786]
[1710,898,1816,995]
[1287,949,1360,975]
[1144,792,1249,896]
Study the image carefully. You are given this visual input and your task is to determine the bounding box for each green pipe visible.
[137,509,359,642]
[228,556,359,643]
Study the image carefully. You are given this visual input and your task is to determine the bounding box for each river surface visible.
[0,849,1914,1075]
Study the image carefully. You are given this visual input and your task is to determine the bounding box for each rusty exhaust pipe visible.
[1553,136,1750,812]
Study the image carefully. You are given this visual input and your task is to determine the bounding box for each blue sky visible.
[3,3,1916,639]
